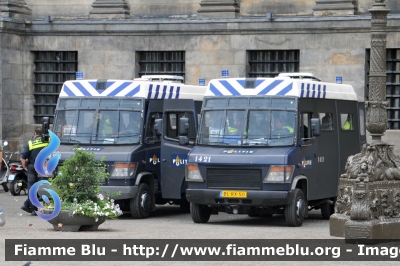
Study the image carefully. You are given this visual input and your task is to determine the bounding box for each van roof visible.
[137,75,184,83]
[59,79,206,101]
[205,76,357,101]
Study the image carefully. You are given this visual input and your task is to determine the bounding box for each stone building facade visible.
[1,0,400,153]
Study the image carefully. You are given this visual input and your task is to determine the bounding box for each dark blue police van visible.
[185,73,365,226]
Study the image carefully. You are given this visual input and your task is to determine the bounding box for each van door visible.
[160,99,199,199]
[315,99,339,199]
[336,100,361,176]
[298,108,318,201]
[144,100,164,181]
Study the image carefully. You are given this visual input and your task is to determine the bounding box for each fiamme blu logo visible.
[29,130,62,220]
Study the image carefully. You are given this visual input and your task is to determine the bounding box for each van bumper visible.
[186,189,294,207]
[100,185,138,200]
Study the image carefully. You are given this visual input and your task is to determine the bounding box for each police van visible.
[50,77,206,218]
[184,73,365,226]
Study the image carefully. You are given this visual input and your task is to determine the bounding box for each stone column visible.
[0,0,31,19]
[313,0,356,16]
[89,0,130,19]
[366,0,390,141]
[197,0,239,19]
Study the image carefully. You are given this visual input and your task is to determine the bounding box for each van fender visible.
[291,175,308,199]
[135,171,156,211]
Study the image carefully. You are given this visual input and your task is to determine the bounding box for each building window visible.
[137,51,185,78]
[248,50,299,77]
[33,51,78,124]
[366,49,400,130]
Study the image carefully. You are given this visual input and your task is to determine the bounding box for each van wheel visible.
[10,180,21,196]
[321,202,334,219]
[130,183,153,219]
[285,188,306,227]
[191,203,211,223]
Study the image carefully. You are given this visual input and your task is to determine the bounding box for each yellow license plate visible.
[220,190,247,198]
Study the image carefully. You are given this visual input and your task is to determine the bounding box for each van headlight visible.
[110,163,136,179]
[185,164,204,182]
[263,165,294,183]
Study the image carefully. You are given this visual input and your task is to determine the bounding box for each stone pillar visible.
[0,0,31,19]
[197,0,239,19]
[89,0,130,19]
[313,0,356,16]
[366,0,390,141]
[329,1,400,241]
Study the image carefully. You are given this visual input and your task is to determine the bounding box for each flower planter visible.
[44,210,106,232]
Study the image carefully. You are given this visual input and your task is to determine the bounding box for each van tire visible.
[191,203,211,223]
[285,188,306,227]
[321,202,334,219]
[130,183,152,219]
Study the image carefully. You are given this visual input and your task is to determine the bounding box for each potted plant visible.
[44,147,122,231]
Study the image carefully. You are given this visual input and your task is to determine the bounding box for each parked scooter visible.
[8,158,28,196]
[0,141,10,192]
[1,141,28,196]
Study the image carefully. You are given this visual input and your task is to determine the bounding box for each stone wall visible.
[0,32,34,151]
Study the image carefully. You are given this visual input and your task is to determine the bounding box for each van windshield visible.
[198,109,296,147]
[53,103,143,145]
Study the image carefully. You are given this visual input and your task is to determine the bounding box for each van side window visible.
[319,113,333,131]
[165,111,196,141]
[341,113,353,130]
[146,112,162,138]
[300,112,312,138]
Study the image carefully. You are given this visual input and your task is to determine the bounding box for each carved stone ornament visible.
[329,1,400,239]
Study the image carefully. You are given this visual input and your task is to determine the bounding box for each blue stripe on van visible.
[323,85,326,98]
[300,83,305,98]
[312,84,316,98]
[306,84,310,98]
[72,82,91,96]
[175,86,180,98]
[125,85,141,97]
[276,83,293,95]
[108,82,132,96]
[258,80,284,95]
[210,84,223,96]
[89,82,97,89]
[62,85,75,96]
[219,80,240,96]
[147,84,153,98]
[168,86,174,99]
[317,85,321,98]
[161,85,167,99]
[154,85,160,99]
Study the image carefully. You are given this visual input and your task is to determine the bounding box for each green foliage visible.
[51,147,108,203]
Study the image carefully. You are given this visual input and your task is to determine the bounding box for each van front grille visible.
[206,168,262,189]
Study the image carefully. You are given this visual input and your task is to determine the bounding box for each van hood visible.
[188,146,296,165]
[57,144,141,162]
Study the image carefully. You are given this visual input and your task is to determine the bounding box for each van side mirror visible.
[179,117,189,136]
[179,136,189,145]
[154,119,162,136]
[311,118,321,137]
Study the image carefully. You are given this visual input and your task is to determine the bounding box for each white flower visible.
[97,194,105,200]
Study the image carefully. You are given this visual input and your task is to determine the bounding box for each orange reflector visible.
[187,164,199,171]
[269,166,292,172]
[114,163,136,168]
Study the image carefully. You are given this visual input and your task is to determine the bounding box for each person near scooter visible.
[20,127,49,215]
